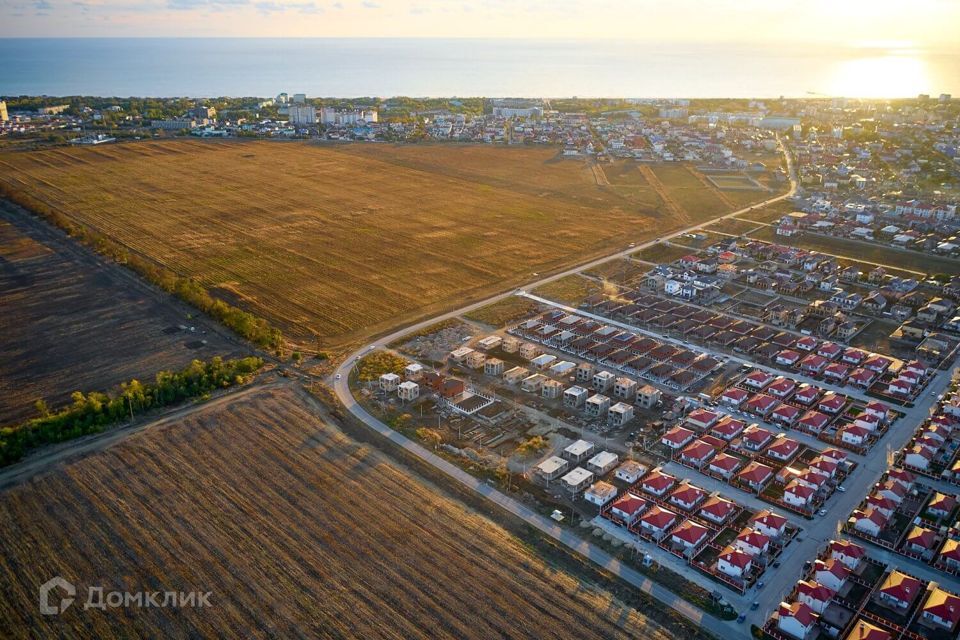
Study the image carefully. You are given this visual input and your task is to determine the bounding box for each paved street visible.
[330,140,960,635]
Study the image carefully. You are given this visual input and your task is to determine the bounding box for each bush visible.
[357,351,408,382]
[516,435,549,457]
[0,356,264,467]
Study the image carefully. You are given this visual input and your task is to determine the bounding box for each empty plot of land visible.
[704,174,764,191]
[648,164,734,222]
[0,204,245,425]
[749,225,960,276]
[0,141,775,345]
[0,385,675,640]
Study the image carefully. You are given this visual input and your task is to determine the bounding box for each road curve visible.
[331,143,799,634]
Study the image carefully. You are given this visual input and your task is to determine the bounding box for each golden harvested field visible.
[0,140,776,345]
[0,384,678,640]
[648,164,733,221]
[533,274,600,306]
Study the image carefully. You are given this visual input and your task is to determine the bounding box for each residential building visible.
[609,493,647,524]
[484,358,505,376]
[921,587,960,630]
[587,451,619,475]
[563,439,595,463]
[717,545,753,579]
[777,601,817,639]
[535,456,569,481]
[563,385,589,408]
[379,372,401,392]
[397,381,419,402]
[877,570,922,610]
[636,384,662,409]
[613,460,647,484]
[613,377,638,401]
[608,402,634,427]
[843,619,890,640]
[585,393,611,417]
[584,481,618,507]
[560,467,595,495]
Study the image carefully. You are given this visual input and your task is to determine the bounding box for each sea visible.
[1,38,959,99]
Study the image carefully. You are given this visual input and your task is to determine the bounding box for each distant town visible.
[3,88,960,640]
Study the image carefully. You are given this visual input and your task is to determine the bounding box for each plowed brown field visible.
[0,385,679,639]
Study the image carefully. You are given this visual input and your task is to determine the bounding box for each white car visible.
[335,374,342,381]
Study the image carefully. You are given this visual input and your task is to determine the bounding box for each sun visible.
[828,54,931,98]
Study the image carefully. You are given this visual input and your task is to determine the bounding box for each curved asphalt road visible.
[331,142,799,636]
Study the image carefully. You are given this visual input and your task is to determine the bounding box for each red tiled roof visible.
[794,385,820,402]
[800,354,828,370]
[797,580,834,603]
[768,378,796,396]
[799,410,830,431]
[922,588,960,626]
[662,426,695,446]
[905,526,936,550]
[776,349,801,363]
[845,619,890,640]
[719,545,753,568]
[700,496,735,519]
[672,521,709,545]
[767,436,800,457]
[643,471,676,492]
[830,539,865,559]
[610,493,647,516]
[778,601,816,627]
[772,404,801,422]
[670,484,706,506]
[710,453,741,472]
[786,481,815,500]
[712,417,745,437]
[739,461,774,483]
[815,558,850,580]
[880,570,922,604]
[745,394,777,412]
[737,527,770,549]
[743,425,774,445]
[929,492,957,513]
[819,393,845,411]
[752,510,787,531]
[721,387,749,403]
[641,505,677,529]
[681,440,715,461]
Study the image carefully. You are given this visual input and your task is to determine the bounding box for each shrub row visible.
[0,356,264,466]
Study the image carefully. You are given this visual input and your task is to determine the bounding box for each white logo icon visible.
[39,576,75,615]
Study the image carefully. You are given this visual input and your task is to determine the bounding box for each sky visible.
[1,0,959,44]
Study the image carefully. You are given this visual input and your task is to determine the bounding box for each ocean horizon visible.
[1,37,959,99]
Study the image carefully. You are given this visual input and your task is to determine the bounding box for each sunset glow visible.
[3,0,960,46]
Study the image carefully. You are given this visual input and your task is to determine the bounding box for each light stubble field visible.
[0,140,776,346]
[0,384,681,640]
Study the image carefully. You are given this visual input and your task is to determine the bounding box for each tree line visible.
[0,356,264,467]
